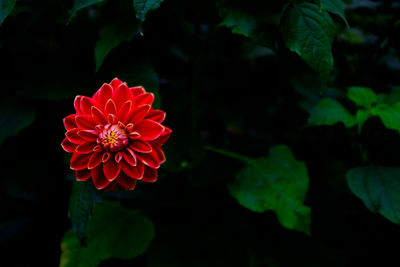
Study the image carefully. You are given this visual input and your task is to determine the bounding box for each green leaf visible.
[355,109,370,134]
[133,0,164,23]
[60,201,155,267]
[95,20,137,71]
[69,0,104,22]
[0,0,17,26]
[346,165,400,225]
[308,98,356,127]
[316,0,349,27]
[371,103,400,132]
[281,3,336,77]
[68,181,101,244]
[347,86,377,107]
[0,97,35,145]
[228,145,311,235]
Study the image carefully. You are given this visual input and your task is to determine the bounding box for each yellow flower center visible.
[98,124,128,152]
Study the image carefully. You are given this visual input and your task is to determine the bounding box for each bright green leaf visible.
[94,20,137,71]
[133,0,164,23]
[308,98,356,127]
[316,0,349,27]
[69,0,104,22]
[68,181,101,244]
[371,103,400,132]
[0,97,35,145]
[347,86,377,107]
[0,0,17,26]
[228,145,311,235]
[355,109,370,134]
[60,201,155,267]
[347,165,400,225]
[281,3,336,77]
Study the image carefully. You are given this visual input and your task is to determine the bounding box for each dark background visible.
[1,0,400,266]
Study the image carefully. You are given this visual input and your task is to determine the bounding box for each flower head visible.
[61,78,171,190]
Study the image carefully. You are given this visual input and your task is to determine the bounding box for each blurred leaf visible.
[0,97,35,145]
[315,0,349,27]
[133,0,164,23]
[95,20,137,71]
[355,109,370,134]
[308,98,355,127]
[60,201,154,267]
[347,165,400,225]
[281,3,336,77]
[69,0,104,22]
[68,180,102,245]
[371,103,400,132]
[219,145,311,234]
[0,0,17,26]
[347,86,377,107]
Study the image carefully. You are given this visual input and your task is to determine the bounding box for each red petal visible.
[91,106,107,125]
[129,105,150,125]
[94,83,113,108]
[75,169,90,181]
[135,93,154,107]
[88,152,103,169]
[63,114,77,130]
[75,142,96,154]
[61,137,77,153]
[74,96,82,114]
[103,156,121,181]
[77,130,98,141]
[134,119,165,141]
[116,172,137,190]
[105,98,117,116]
[110,78,123,89]
[145,109,166,123]
[66,129,85,144]
[130,86,145,96]
[102,152,110,163]
[128,131,141,140]
[108,114,117,124]
[121,160,144,180]
[75,115,96,129]
[70,153,91,170]
[129,140,152,153]
[113,83,133,110]
[142,166,157,182]
[136,149,160,168]
[80,96,94,115]
[149,126,172,147]
[115,152,123,163]
[91,165,110,189]
[118,100,132,124]
[154,146,166,163]
[122,148,137,166]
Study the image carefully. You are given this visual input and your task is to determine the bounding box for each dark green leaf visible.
[0,97,35,145]
[347,86,377,107]
[60,201,155,267]
[68,180,101,244]
[228,145,311,235]
[133,0,164,23]
[69,0,104,22]
[355,109,370,134]
[95,20,137,71]
[316,0,349,27]
[371,103,400,132]
[281,3,336,77]
[347,165,400,225]
[0,0,17,26]
[308,98,355,127]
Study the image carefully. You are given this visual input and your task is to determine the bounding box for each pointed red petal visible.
[121,160,144,180]
[91,106,107,125]
[70,153,91,170]
[149,126,172,147]
[142,166,157,182]
[135,93,154,107]
[102,152,110,163]
[130,86,145,97]
[75,115,96,129]
[105,98,117,116]
[94,83,113,108]
[107,114,117,124]
[91,165,110,189]
[75,142,96,154]
[77,130,98,141]
[75,169,90,181]
[118,100,132,124]
[74,96,82,114]
[145,109,166,123]
[113,83,133,110]
[134,119,164,141]
[66,129,85,144]
[128,131,141,140]
[80,96,94,115]
[115,152,123,163]
[116,172,137,190]
[154,146,166,163]
[63,114,77,130]
[129,140,152,153]
[61,137,78,153]
[136,149,160,168]
[110,78,123,89]
[103,156,121,181]
[122,148,137,166]
[88,152,103,169]
[129,105,150,125]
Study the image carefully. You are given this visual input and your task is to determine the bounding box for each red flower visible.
[61,78,171,191]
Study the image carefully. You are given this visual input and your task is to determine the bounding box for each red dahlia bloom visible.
[61,78,171,191]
